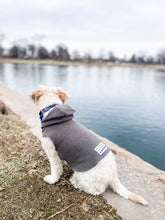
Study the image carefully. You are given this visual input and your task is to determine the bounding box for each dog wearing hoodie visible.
[29,85,147,206]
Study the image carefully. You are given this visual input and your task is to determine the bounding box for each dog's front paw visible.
[44,175,58,184]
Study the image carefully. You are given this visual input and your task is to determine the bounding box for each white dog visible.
[29,85,147,206]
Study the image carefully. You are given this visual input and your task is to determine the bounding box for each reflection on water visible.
[0,63,165,170]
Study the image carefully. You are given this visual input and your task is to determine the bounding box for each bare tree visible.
[72,50,81,61]
[157,49,165,64]
[83,52,93,63]
[50,50,57,59]
[56,44,70,61]
[98,49,105,62]
[9,46,19,58]
[129,54,137,63]
[31,34,46,51]
[146,55,155,64]
[120,55,127,63]
[0,46,4,57]
[31,34,46,58]
[38,46,49,59]
[10,38,28,58]
[0,33,6,57]
[108,51,116,62]
[145,56,155,64]
[28,44,36,58]
[136,55,145,64]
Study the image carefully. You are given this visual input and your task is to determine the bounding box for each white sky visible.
[0,0,165,57]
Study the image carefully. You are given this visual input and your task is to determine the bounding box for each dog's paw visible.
[44,175,58,184]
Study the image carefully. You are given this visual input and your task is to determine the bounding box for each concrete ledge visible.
[0,81,165,220]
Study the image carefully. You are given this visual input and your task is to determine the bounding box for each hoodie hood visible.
[41,104,75,128]
[41,103,110,172]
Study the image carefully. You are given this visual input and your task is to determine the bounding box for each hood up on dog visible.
[41,104,75,128]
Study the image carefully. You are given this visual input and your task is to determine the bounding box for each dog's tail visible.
[109,176,147,206]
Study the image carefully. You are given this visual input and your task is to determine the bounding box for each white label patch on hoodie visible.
[94,142,107,155]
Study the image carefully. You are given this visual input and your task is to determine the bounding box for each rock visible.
[97,214,104,220]
[32,162,38,169]
[0,187,4,192]
[28,169,36,175]
[81,202,89,212]
[93,214,104,220]
[57,198,61,203]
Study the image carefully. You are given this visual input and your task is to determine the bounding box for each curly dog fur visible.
[29,85,147,206]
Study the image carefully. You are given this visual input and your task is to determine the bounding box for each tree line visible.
[0,34,165,64]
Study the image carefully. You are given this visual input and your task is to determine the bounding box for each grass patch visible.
[0,103,122,220]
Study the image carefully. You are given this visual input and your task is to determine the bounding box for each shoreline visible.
[0,58,165,70]
[0,80,164,174]
[0,81,165,220]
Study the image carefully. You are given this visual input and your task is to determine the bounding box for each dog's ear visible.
[29,88,44,102]
[54,88,70,104]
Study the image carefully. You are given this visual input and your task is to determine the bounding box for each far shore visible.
[0,58,165,70]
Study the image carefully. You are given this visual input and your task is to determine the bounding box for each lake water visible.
[0,62,165,171]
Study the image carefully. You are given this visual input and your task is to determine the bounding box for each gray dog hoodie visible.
[41,104,110,172]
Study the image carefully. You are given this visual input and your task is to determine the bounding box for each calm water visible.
[0,63,165,171]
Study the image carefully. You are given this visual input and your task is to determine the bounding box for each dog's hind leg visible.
[109,173,147,206]
[41,137,63,184]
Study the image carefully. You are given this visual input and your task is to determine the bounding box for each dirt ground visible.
[0,101,122,220]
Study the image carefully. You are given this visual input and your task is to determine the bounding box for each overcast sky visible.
[0,0,165,57]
